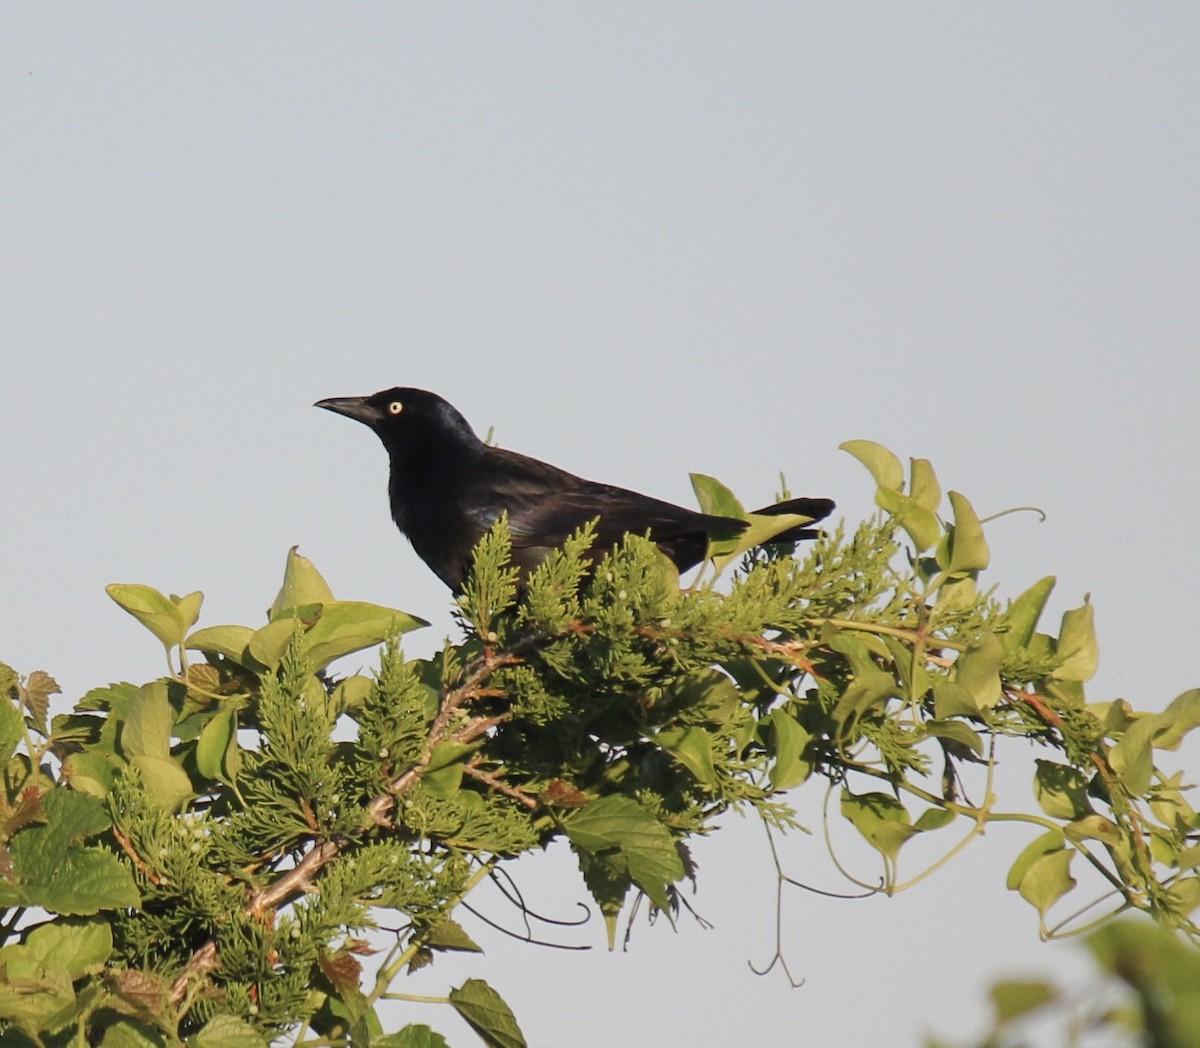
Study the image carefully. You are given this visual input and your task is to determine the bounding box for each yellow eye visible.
[388,401,404,415]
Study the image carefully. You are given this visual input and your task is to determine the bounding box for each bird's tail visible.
[749,497,836,543]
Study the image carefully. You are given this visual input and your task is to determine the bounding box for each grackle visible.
[315,388,834,591]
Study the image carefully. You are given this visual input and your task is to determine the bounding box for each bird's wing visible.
[466,448,745,549]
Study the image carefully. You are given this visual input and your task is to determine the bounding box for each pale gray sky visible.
[4,6,1198,1046]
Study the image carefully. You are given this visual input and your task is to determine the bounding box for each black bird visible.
[315,387,834,591]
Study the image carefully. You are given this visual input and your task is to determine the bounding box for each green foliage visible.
[3,447,1199,1045]
[933,919,1200,1048]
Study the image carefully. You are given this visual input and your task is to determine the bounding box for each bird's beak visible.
[314,396,378,426]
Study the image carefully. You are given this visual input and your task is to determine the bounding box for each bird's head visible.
[314,387,481,463]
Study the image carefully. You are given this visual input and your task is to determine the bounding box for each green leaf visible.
[374,1027,451,1048]
[247,618,299,670]
[1033,760,1092,820]
[1109,714,1159,795]
[0,960,74,1030]
[908,457,941,511]
[196,708,238,782]
[1002,576,1056,651]
[924,719,985,757]
[63,750,125,799]
[840,789,914,864]
[654,725,718,786]
[22,917,113,979]
[333,674,375,712]
[121,683,173,760]
[706,509,821,574]
[269,546,336,621]
[185,624,257,666]
[10,839,141,915]
[989,980,1058,1023]
[188,1014,269,1048]
[1052,600,1098,682]
[914,807,956,832]
[1150,688,1200,750]
[0,692,23,762]
[97,1018,170,1047]
[954,632,1004,710]
[301,601,428,671]
[1006,829,1065,891]
[448,979,527,1048]
[689,472,746,519]
[1086,919,1200,1040]
[565,796,683,911]
[932,681,980,719]
[170,591,204,633]
[106,583,189,650]
[767,708,813,789]
[130,755,194,812]
[424,919,484,954]
[945,491,989,574]
[875,487,942,552]
[1015,848,1076,921]
[840,440,904,491]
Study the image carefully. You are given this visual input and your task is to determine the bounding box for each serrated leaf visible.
[373,1027,451,1048]
[0,693,23,762]
[318,949,366,1023]
[20,670,60,732]
[841,440,904,491]
[22,917,112,979]
[424,919,483,953]
[0,960,74,1028]
[565,796,683,910]
[11,840,142,914]
[0,787,44,838]
[448,979,527,1048]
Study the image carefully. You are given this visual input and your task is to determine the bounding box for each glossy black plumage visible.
[315,387,834,590]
